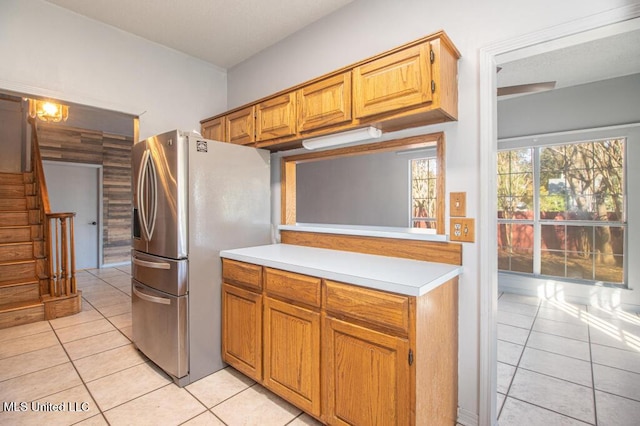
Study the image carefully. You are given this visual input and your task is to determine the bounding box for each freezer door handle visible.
[137,149,158,242]
[133,257,171,270]
[133,285,171,305]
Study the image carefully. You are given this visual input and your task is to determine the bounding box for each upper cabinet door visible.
[225,106,255,145]
[256,93,296,141]
[297,72,352,133]
[201,117,225,142]
[353,42,432,119]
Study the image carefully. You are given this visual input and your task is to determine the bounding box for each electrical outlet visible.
[450,192,466,217]
[450,218,475,243]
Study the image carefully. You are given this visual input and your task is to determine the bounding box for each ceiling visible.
[45,0,354,69]
[497,29,640,98]
[43,1,640,96]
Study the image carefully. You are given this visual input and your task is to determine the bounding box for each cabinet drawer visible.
[323,280,411,336]
[222,259,262,291]
[264,268,321,308]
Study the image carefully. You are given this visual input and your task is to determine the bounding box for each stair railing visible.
[29,118,77,297]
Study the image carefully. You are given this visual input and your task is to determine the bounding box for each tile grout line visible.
[48,315,109,425]
[498,295,542,419]
[586,306,598,426]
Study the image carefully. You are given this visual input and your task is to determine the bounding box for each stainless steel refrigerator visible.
[131,129,271,386]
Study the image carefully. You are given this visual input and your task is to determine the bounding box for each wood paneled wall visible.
[37,123,133,266]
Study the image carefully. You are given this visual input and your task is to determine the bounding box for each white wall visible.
[227,0,631,423]
[0,98,24,172]
[498,74,640,311]
[0,0,227,140]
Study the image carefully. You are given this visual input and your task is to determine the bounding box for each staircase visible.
[0,171,47,328]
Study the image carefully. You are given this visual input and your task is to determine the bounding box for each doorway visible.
[43,160,103,270]
[479,10,640,426]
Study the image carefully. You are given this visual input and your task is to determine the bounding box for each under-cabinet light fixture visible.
[302,126,382,150]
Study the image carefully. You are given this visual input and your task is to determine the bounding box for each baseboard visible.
[457,406,479,426]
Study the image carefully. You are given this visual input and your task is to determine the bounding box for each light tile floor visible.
[1,267,639,425]
[0,266,321,426]
[497,292,640,425]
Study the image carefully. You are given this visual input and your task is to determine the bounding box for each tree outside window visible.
[498,139,626,285]
[411,158,437,228]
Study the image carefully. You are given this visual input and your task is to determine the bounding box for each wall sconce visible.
[28,99,69,122]
[302,126,382,150]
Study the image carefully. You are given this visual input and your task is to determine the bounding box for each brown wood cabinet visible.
[221,258,459,425]
[221,283,262,381]
[201,31,460,151]
[225,105,255,145]
[256,93,297,141]
[323,316,411,425]
[353,43,432,119]
[264,297,321,416]
[201,116,224,141]
[297,72,352,133]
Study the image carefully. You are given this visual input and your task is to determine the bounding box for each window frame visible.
[409,156,438,229]
[498,137,628,287]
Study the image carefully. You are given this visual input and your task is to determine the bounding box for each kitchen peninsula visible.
[220,228,462,425]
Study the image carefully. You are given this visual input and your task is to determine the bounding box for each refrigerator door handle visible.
[146,150,158,240]
[133,257,171,270]
[137,149,151,241]
[133,285,172,305]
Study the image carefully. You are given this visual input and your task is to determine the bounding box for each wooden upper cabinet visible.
[201,117,225,142]
[256,93,296,141]
[225,105,255,145]
[297,72,352,133]
[353,42,432,119]
[200,32,459,151]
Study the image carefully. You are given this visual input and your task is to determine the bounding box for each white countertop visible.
[220,244,462,297]
[278,223,449,242]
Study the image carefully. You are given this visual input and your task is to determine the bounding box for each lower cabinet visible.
[323,316,411,425]
[264,297,321,416]
[221,283,262,381]
[221,259,458,425]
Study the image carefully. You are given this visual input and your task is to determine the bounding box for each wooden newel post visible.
[69,215,76,294]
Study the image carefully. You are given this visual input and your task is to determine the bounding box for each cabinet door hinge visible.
[430,49,435,64]
[431,80,436,93]
[408,349,414,366]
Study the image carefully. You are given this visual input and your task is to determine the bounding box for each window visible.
[498,139,626,285]
[410,157,437,228]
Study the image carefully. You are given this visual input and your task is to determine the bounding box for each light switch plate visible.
[450,192,466,217]
[450,218,475,243]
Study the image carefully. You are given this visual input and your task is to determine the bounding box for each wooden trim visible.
[436,132,446,235]
[281,159,297,225]
[280,230,462,265]
[280,132,446,234]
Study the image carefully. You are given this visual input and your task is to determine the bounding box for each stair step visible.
[0,260,37,285]
[0,184,25,198]
[0,172,26,185]
[0,198,27,211]
[0,281,40,305]
[0,226,31,244]
[0,300,45,330]
[0,211,29,226]
[0,242,33,262]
